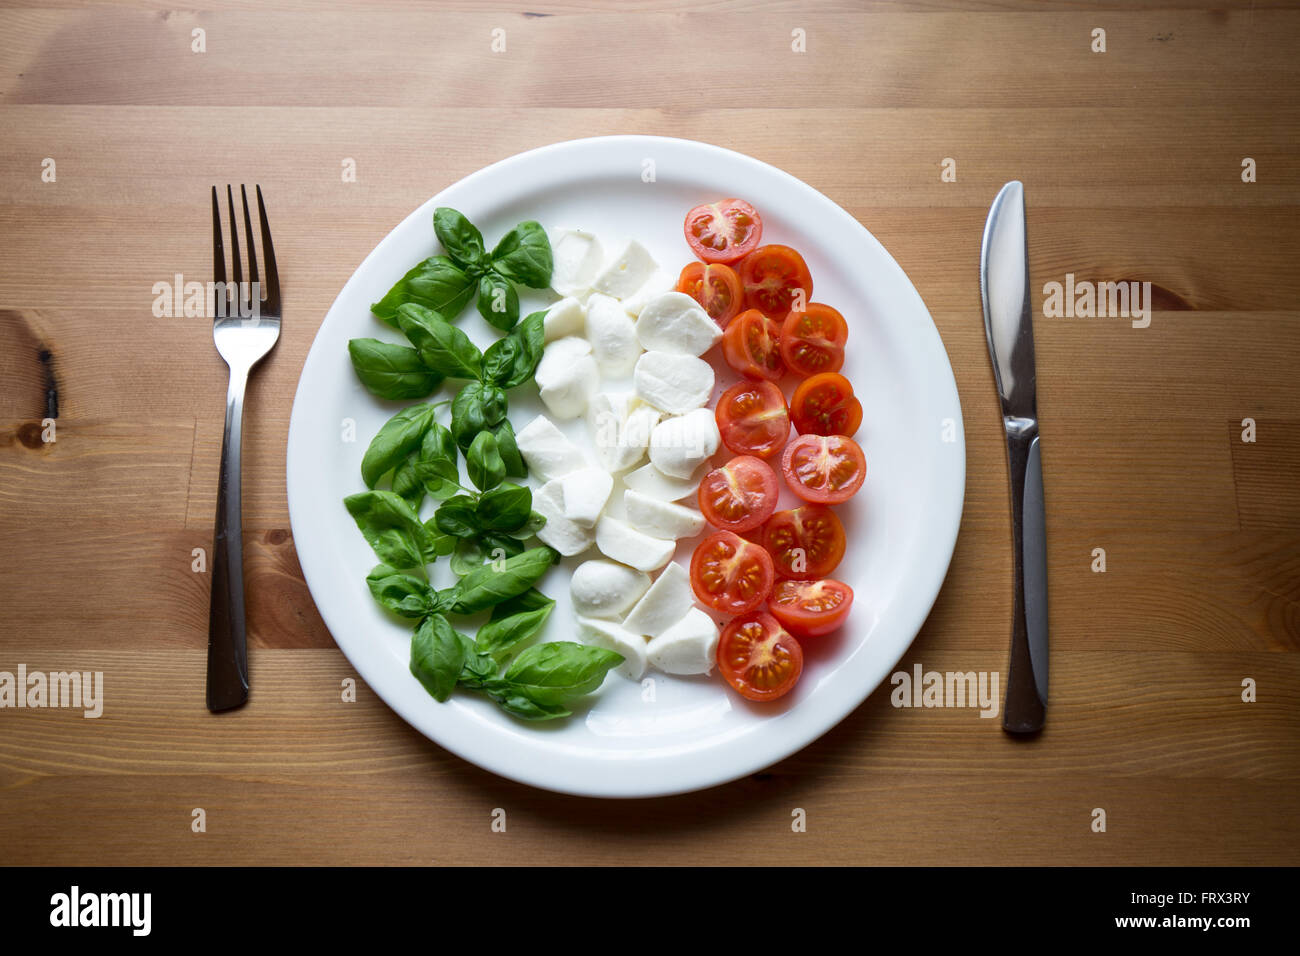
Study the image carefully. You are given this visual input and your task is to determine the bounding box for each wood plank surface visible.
[0,0,1297,866]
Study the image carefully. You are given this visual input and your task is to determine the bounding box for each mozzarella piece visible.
[569,559,651,620]
[625,490,706,540]
[536,337,599,419]
[648,408,720,479]
[634,350,715,414]
[584,293,641,377]
[595,516,675,572]
[576,616,647,681]
[592,240,658,299]
[533,479,595,556]
[558,467,614,528]
[635,292,723,356]
[550,229,603,298]
[621,461,710,501]
[515,414,587,481]
[588,392,661,473]
[543,296,585,342]
[620,268,676,317]
[623,562,694,638]
[647,608,719,676]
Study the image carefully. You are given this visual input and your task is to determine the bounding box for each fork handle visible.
[207,367,251,711]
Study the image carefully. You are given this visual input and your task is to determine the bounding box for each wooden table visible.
[2,0,1297,866]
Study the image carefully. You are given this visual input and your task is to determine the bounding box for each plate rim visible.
[286,134,966,798]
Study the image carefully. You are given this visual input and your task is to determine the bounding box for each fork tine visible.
[255,185,280,314]
[211,186,226,291]
[240,185,260,299]
[226,185,245,315]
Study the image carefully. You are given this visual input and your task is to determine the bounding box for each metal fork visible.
[207,185,281,712]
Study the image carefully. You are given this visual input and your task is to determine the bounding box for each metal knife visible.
[980,181,1048,734]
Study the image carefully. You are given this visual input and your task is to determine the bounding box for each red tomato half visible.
[762,505,846,580]
[716,380,790,460]
[676,261,743,327]
[769,579,854,638]
[780,304,848,377]
[717,612,804,702]
[781,434,867,504]
[690,530,775,615]
[721,308,784,381]
[790,372,862,437]
[698,455,779,533]
[684,199,763,264]
[738,245,813,319]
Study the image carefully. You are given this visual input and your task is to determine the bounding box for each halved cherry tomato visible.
[721,308,784,381]
[690,530,775,615]
[769,579,854,638]
[684,199,763,264]
[738,245,813,318]
[717,612,803,702]
[698,455,779,533]
[781,434,867,504]
[790,372,862,436]
[780,304,848,376]
[716,380,790,460]
[676,262,743,327]
[762,505,846,580]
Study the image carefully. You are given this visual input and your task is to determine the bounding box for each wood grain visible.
[0,0,1297,866]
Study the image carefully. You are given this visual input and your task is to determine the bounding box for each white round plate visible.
[287,135,965,798]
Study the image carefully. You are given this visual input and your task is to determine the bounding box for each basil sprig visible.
[371,208,552,331]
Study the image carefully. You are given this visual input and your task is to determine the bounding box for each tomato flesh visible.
[739,245,813,318]
[762,505,846,580]
[781,434,867,504]
[717,612,803,702]
[790,371,862,436]
[716,380,790,460]
[684,199,763,264]
[780,304,848,376]
[676,261,743,328]
[698,455,779,533]
[769,579,854,638]
[690,530,775,615]
[721,308,784,381]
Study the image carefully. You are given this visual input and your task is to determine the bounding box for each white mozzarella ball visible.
[576,616,648,681]
[584,293,641,377]
[648,408,720,479]
[647,608,720,676]
[635,292,722,356]
[549,229,604,298]
[622,562,695,639]
[594,516,675,572]
[569,560,652,620]
[634,350,715,414]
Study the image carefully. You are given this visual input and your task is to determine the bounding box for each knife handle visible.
[1003,431,1048,733]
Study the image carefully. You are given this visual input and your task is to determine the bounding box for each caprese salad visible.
[343,196,866,721]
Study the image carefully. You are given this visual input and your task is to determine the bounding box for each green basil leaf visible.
[365,564,436,618]
[390,454,426,510]
[501,641,624,705]
[433,494,480,538]
[481,532,525,560]
[475,270,520,332]
[359,402,436,488]
[433,207,487,270]
[475,482,532,532]
[450,536,485,576]
[484,682,572,721]
[371,256,474,324]
[491,419,527,477]
[440,546,558,616]
[344,490,429,569]
[507,509,547,539]
[407,423,461,501]
[395,303,483,380]
[482,310,545,389]
[475,593,555,661]
[490,221,553,288]
[457,631,500,688]
[450,383,508,451]
[347,338,443,400]
[466,431,505,492]
[421,518,458,558]
[409,614,467,702]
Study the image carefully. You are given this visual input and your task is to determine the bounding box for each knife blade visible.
[980,180,1049,734]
